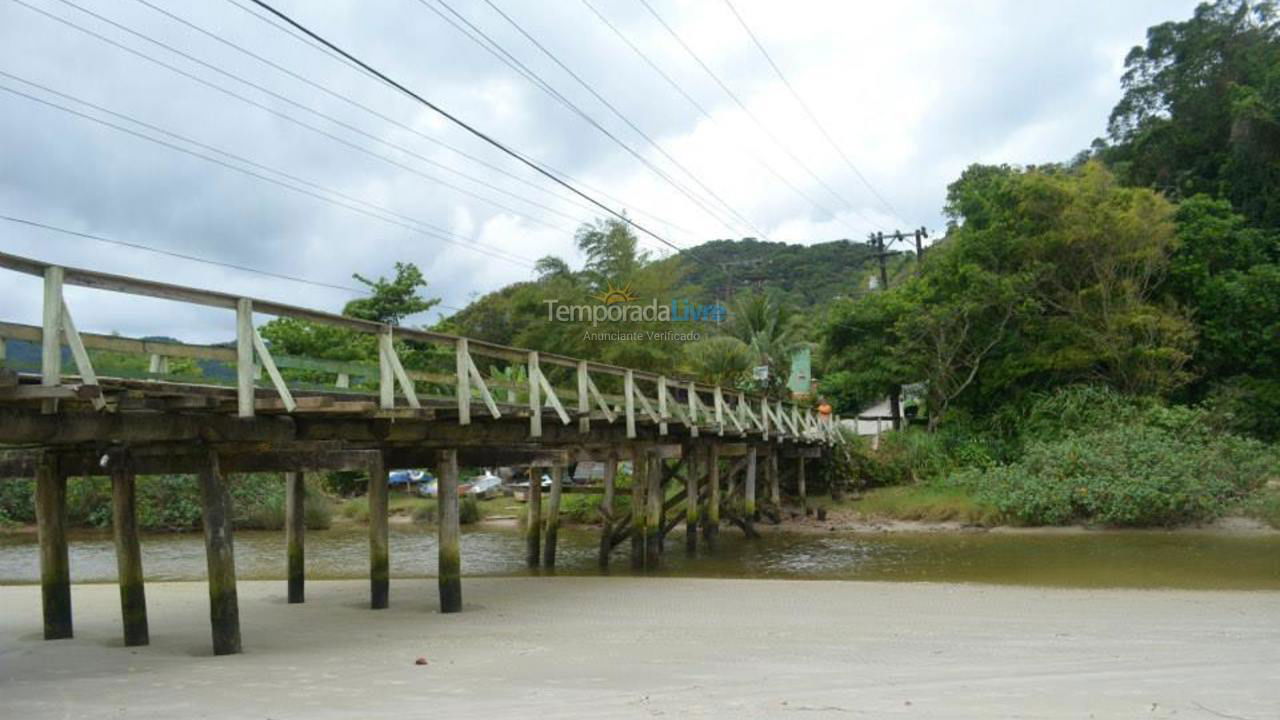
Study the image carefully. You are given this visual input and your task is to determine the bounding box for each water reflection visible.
[1,524,1277,590]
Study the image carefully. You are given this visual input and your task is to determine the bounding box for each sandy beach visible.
[1,577,1277,719]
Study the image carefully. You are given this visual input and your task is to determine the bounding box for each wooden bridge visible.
[0,251,839,655]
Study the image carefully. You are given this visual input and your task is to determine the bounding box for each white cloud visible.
[0,0,1197,343]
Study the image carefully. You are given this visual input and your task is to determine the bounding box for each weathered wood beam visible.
[437,449,461,613]
[704,444,720,550]
[285,471,305,604]
[542,464,563,569]
[367,451,389,610]
[110,452,148,646]
[198,451,241,655]
[684,442,698,555]
[35,453,71,639]
[236,299,256,419]
[41,266,63,415]
[644,453,664,568]
[525,462,541,568]
[597,452,616,568]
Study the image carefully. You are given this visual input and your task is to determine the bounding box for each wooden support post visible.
[455,338,471,426]
[41,266,63,414]
[597,452,616,568]
[35,454,71,639]
[110,453,148,646]
[379,328,395,410]
[577,361,590,434]
[685,443,698,555]
[768,447,780,509]
[797,457,807,515]
[236,298,255,418]
[745,446,758,532]
[624,369,636,438]
[367,452,389,609]
[542,465,563,569]
[437,449,461,613]
[704,444,720,549]
[528,351,542,438]
[657,376,669,435]
[644,452,663,568]
[285,471,305,604]
[525,464,541,568]
[630,449,645,569]
[198,452,241,655]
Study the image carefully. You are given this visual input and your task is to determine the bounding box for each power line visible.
[579,0,851,235]
[424,0,746,244]
[129,0,603,226]
[220,0,700,240]
[638,0,885,232]
[0,214,468,312]
[246,0,711,267]
[722,0,899,218]
[425,0,742,242]
[477,0,771,241]
[0,69,536,265]
[32,0,577,234]
[0,80,539,270]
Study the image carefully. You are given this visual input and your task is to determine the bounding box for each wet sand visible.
[1,578,1277,719]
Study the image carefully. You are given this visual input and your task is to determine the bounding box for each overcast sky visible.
[0,0,1195,342]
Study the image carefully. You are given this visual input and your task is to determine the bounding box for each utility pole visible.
[867,229,920,431]
[913,226,928,261]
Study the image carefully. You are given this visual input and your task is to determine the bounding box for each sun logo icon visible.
[593,281,639,305]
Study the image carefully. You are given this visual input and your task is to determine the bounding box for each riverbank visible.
[2,578,1277,719]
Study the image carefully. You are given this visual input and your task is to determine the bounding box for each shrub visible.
[136,475,202,531]
[459,496,480,525]
[411,500,437,524]
[66,477,113,528]
[954,423,1277,526]
[0,478,35,524]
[341,497,370,523]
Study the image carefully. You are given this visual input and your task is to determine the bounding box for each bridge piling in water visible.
[367,451,389,610]
[630,449,646,569]
[644,450,663,568]
[744,446,758,532]
[109,451,148,646]
[35,453,72,640]
[198,451,241,655]
[526,463,542,568]
[684,442,698,555]
[703,444,720,550]
[437,449,462,613]
[597,453,617,568]
[542,464,563,569]
[285,471,305,604]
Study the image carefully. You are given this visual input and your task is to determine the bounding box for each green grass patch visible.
[849,485,998,525]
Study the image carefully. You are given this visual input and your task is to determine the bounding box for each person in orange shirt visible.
[817,397,833,422]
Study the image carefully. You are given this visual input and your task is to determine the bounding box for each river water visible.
[2,523,1278,589]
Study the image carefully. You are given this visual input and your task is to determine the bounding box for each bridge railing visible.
[0,251,839,444]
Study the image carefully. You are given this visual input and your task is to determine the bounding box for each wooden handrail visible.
[0,251,828,439]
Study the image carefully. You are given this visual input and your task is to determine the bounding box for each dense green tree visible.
[681,335,753,387]
[823,162,1195,420]
[1103,0,1280,227]
[259,262,441,381]
[342,262,439,325]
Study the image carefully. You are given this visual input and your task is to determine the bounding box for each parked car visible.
[388,469,431,489]
[467,471,503,498]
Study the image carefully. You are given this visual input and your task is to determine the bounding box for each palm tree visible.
[729,292,799,394]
